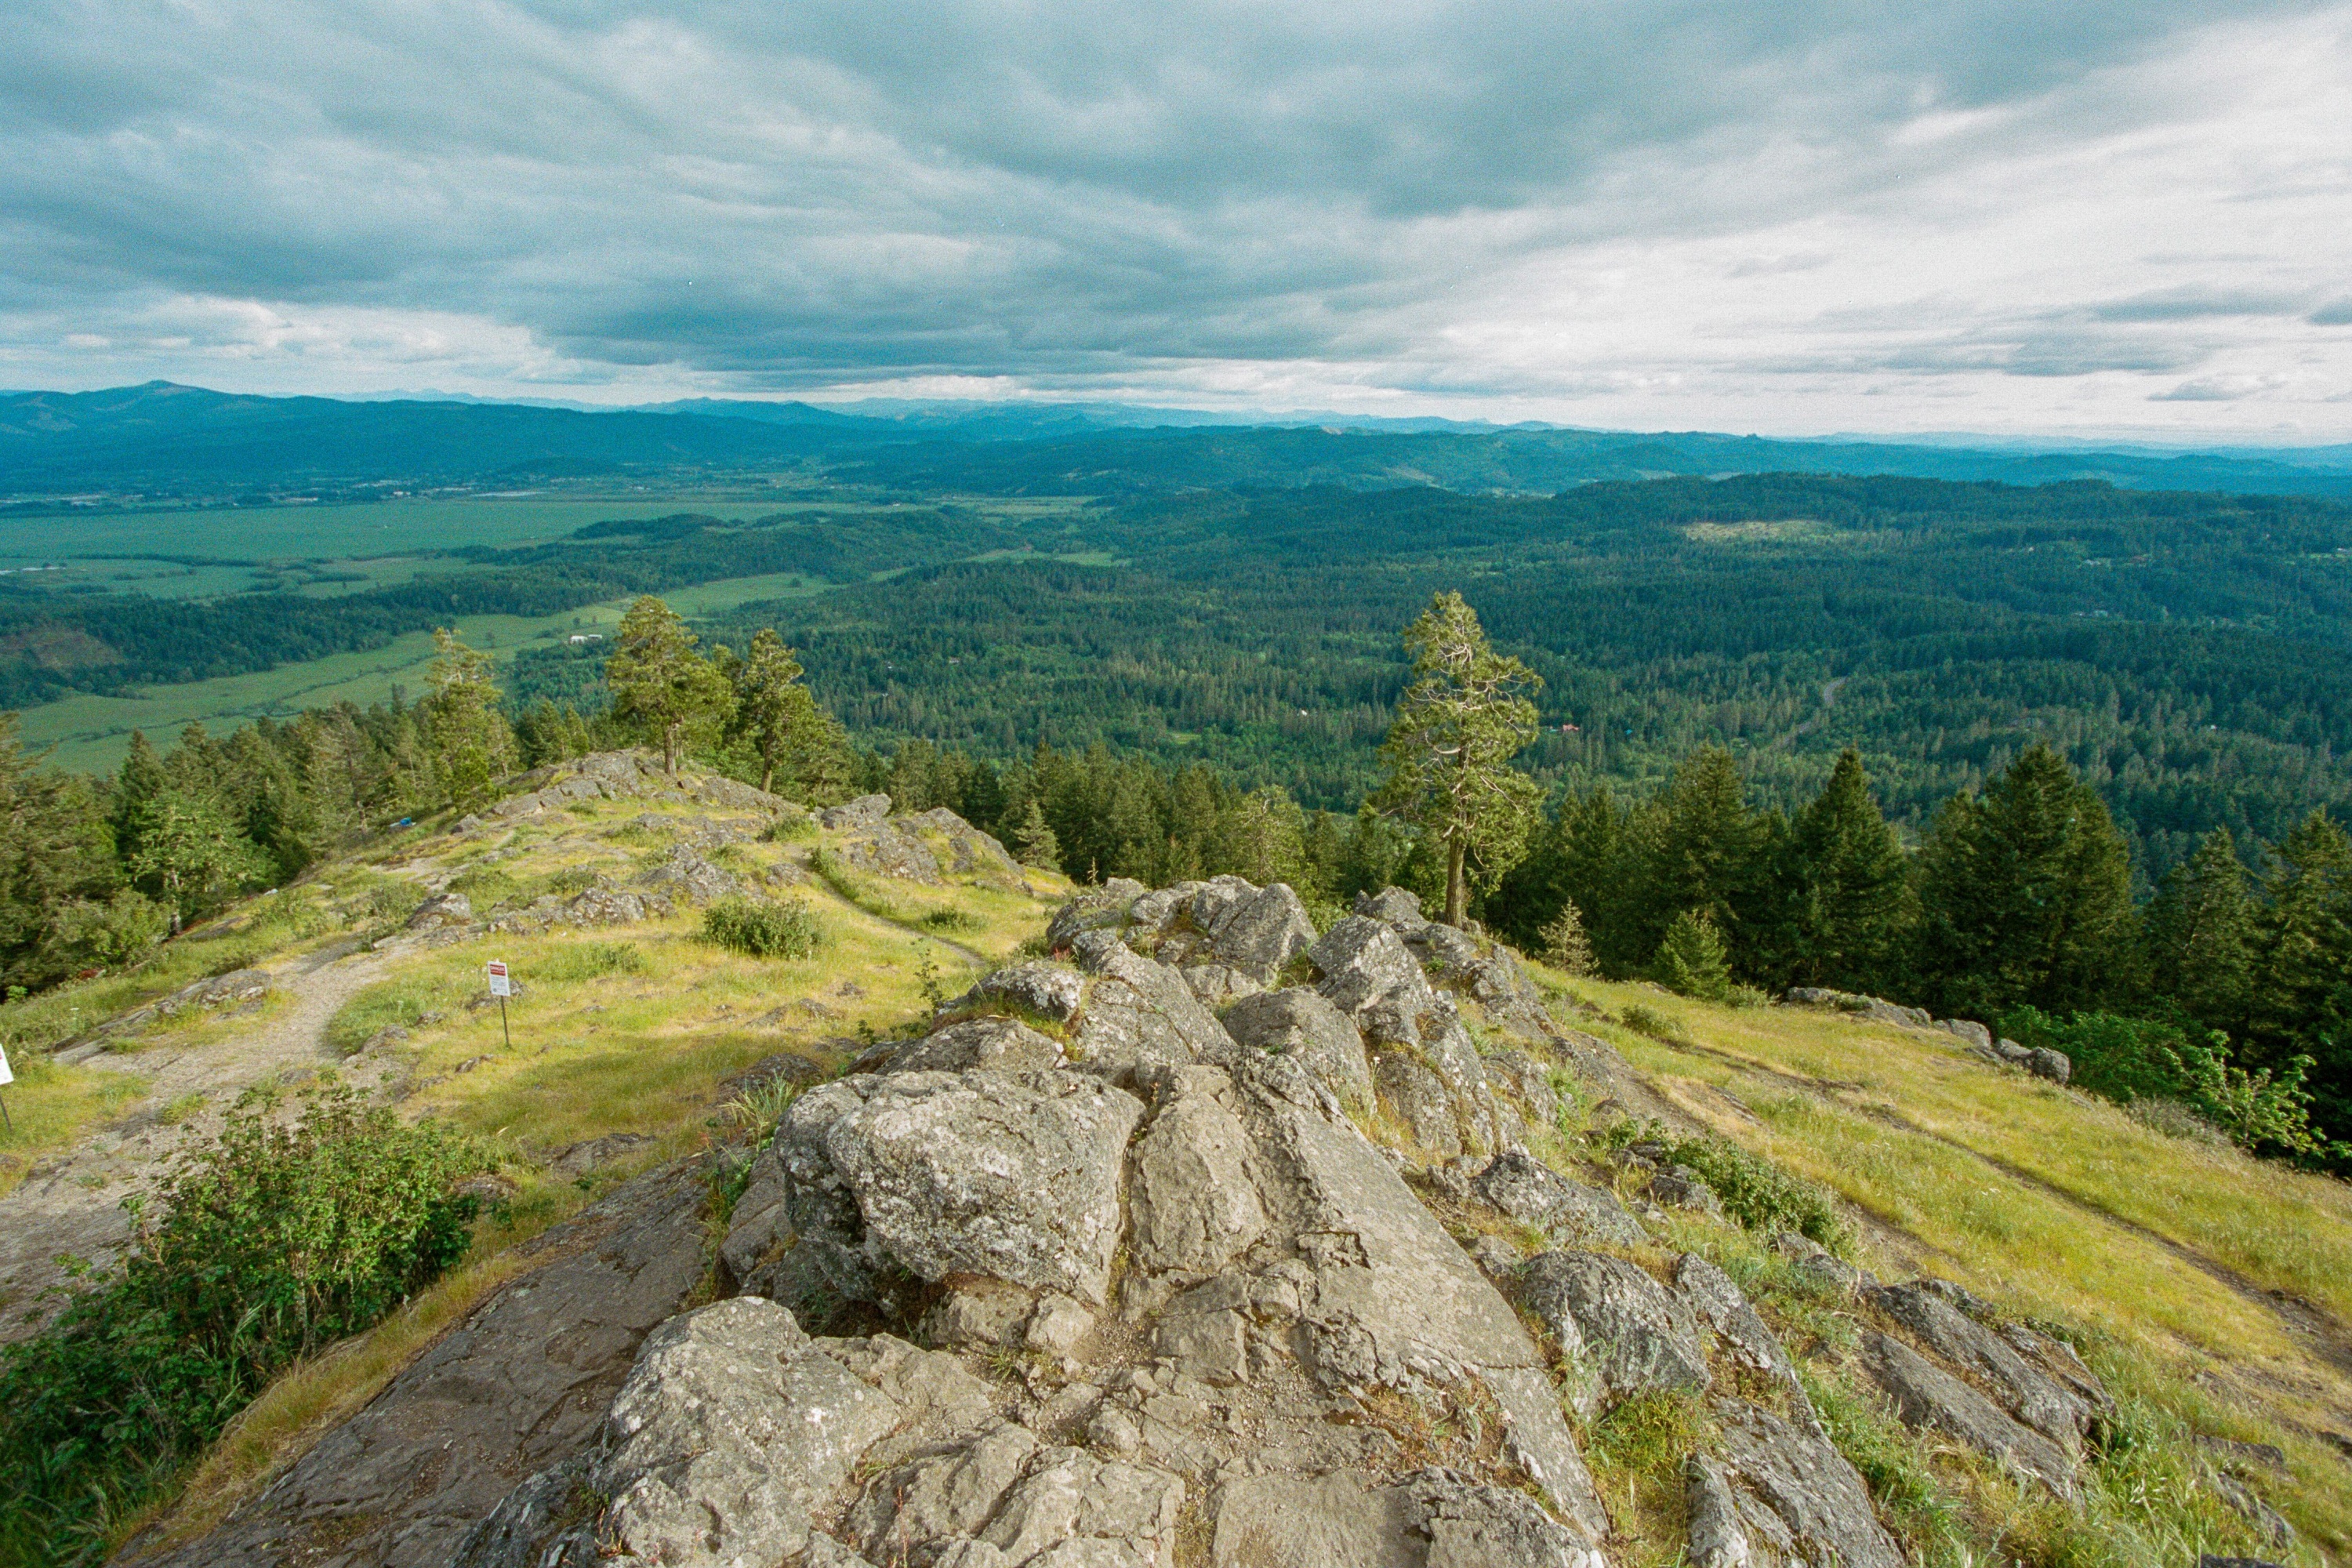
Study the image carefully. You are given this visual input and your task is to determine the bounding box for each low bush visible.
[1616,1004,1690,1044]
[1602,1117,1850,1250]
[705,896,823,960]
[0,1089,487,1565]
[920,907,980,933]
[2001,1007,2343,1161]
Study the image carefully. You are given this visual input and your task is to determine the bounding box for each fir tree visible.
[2146,826,2256,1036]
[1638,746,1763,960]
[1374,591,1542,926]
[421,627,517,811]
[1012,799,1062,871]
[1915,742,2138,1018]
[1537,899,1597,977]
[126,787,270,931]
[1653,909,1733,1003]
[605,596,734,774]
[723,629,848,797]
[2249,810,2352,1138]
[1785,749,1915,990]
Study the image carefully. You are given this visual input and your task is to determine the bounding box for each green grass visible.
[0,1052,143,1200]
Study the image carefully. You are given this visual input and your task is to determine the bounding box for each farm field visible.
[14,568,842,773]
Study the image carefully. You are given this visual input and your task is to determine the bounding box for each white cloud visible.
[0,0,2344,436]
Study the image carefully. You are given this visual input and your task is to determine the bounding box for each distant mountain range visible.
[3,380,2348,502]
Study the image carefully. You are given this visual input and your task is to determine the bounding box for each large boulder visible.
[1308,916,1431,1017]
[1473,1151,1645,1247]
[1200,881,1319,984]
[1044,877,1148,950]
[1129,1069,1271,1277]
[819,793,892,830]
[888,1015,1070,1075]
[955,960,1087,1025]
[1521,1250,1712,1409]
[1214,987,1374,1109]
[765,1069,1145,1306]
[459,1300,1001,1568]
[1069,934,1240,1083]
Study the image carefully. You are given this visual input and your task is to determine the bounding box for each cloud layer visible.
[2,1,2348,434]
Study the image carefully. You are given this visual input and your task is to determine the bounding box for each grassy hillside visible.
[2,764,2343,1562]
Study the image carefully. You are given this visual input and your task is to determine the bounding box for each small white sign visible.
[486,960,512,999]
[0,1041,13,1087]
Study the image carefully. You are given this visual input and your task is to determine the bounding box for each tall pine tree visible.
[2146,826,2256,1038]
[1915,742,2137,1018]
[1784,749,1915,991]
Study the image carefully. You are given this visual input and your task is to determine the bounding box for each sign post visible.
[0,1040,14,1134]
[486,960,513,1050]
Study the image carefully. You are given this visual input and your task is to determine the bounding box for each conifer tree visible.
[1374,591,1542,926]
[1653,909,1733,1002]
[1915,742,2137,1018]
[1786,749,1915,990]
[420,627,517,811]
[2249,810,2352,1136]
[1012,799,1062,871]
[606,597,734,774]
[2146,826,2256,1036]
[721,629,848,797]
[1537,899,1597,977]
[112,729,168,859]
[1635,746,1764,967]
[126,787,269,931]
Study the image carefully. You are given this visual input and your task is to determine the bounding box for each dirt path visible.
[0,942,397,1345]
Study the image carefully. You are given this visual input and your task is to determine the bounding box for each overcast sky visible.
[4,1,2350,437]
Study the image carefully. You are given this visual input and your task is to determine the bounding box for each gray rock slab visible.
[891,1015,1071,1075]
[959,960,1087,1024]
[783,1069,1145,1305]
[1675,1254,1813,1419]
[1713,1399,1905,1568]
[1522,1250,1712,1406]
[1867,1282,2092,1449]
[1222,987,1374,1111]
[1070,937,1240,1083]
[1206,882,1319,984]
[1473,1151,1645,1247]
[1861,1330,2076,1497]
[1130,1074,1271,1276]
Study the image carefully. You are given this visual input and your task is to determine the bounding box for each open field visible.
[14,567,857,773]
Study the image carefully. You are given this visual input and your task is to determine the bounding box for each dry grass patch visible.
[0,1054,144,1198]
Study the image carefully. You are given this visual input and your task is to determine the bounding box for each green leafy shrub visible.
[1602,1117,1850,1250]
[761,808,816,843]
[1617,1004,1690,1044]
[0,1089,486,1563]
[705,896,823,960]
[920,907,980,933]
[2001,1007,2342,1160]
[42,891,169,973]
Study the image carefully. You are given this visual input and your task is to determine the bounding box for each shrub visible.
[0,1089,486,1563]
[1617,1004,1690,1044]
[705,896,823,960]
[920,907,981,933]
[2001,1007,2342,1160]
[1602,1117,1850,1250]
[41,891,169,974]
[761,808,816,843]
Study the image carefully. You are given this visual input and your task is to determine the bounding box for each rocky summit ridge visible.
[125,843,2153,1568]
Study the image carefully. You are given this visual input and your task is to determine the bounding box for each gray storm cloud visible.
[1,0,2347,431]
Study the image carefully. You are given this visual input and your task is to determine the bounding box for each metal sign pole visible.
[500,994,511,1051]
[0,1041,13,1134]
